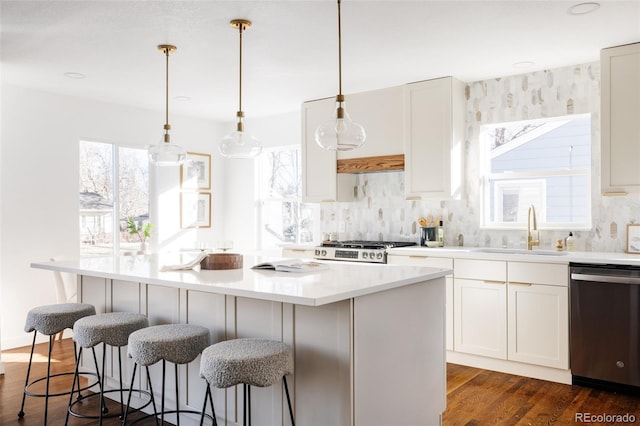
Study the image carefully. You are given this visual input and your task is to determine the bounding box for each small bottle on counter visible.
[566,232,576,251]
[438,220,445,247]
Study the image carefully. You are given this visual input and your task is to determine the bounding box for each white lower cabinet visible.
[507,262,569,369]
[390,253,570,382]
[453,259,507,359]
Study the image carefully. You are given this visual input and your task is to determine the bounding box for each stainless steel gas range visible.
[313,240,417,264]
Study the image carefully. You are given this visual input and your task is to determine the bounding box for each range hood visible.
[336,154,404,174]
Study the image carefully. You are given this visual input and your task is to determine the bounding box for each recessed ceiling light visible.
[174,96,191,102]
[513,61,535,69]
[64,72,86,79]
[567,2,600,15]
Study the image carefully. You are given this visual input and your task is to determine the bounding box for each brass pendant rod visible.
[164,46,170,139]
[337,0,343,97]
[238,22,244,119]
[157,45,177,143]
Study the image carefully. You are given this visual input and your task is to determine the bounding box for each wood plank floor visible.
[2,338,640,425]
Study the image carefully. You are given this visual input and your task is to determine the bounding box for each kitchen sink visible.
[473,247,569,256]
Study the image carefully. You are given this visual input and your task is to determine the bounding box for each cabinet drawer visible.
[508,262,568,287]
[387,254,453,270]
[455,259,506,281]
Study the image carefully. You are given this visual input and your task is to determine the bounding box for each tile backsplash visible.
[320,61,640,253]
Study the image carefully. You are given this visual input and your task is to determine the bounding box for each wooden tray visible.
[200,253,243,270]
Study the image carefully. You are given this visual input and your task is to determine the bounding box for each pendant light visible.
[148,44,187,166]
[315,0,366,151]
[219,19,262,159]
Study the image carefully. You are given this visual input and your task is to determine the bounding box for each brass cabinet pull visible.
[409,255,429,259]
[510,281,533,286]
[483,280,505,285]
[602,191,628,196]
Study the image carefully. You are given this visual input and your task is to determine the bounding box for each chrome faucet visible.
[527,205,540,250]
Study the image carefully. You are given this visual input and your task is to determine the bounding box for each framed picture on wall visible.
[626,224,640,254]
[181,152,211,190]
[180,192,211,228]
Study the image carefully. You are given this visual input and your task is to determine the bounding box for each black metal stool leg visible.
[175,362,180,426]
[199,384,218,426]
[122,361,137,425]
[18,331,38,419]
[118,347,125,420]
[283,376,295,426]
[43,335,54,426]
[161,360,166,425]
[65,346,83,426]
[99,342,108,425]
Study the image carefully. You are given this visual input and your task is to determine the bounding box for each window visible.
[256,146,318,249]
[79,141,149,256]
[480,114,591,229]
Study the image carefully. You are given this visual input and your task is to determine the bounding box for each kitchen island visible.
[32,253,450,426]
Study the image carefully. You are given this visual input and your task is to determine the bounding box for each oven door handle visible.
[571,272,640,286]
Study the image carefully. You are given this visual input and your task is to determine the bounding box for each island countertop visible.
[31,253,451,307]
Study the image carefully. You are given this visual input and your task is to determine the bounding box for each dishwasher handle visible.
[571,272,640,286]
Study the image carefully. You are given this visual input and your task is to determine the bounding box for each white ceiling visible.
[2,1,639,122]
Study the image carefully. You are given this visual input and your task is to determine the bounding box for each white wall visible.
[0,84,227,349]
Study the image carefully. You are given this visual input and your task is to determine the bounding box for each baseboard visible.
[447,350,572,385]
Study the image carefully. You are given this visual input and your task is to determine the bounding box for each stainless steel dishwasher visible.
[570,263,640,393]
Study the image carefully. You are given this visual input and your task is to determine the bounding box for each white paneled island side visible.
[32,254,450,426]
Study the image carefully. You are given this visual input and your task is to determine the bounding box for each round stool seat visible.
[24,303,96,336]
[128,324,210,366]
[200,338,293,388]
[73,312,149,348]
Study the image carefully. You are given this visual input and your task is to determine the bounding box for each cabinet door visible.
[387,254,454,350]
[507,283,568,369]
[454,277,507,359]
[601,42,640,194]
[301,98,355,202]
[404,77,465,200]
[338,86,404,159]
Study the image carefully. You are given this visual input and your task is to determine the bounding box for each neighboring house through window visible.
[79,140,149,256]
[480,113,592,229]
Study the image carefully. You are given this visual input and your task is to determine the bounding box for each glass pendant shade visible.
[219,130,262,159]
[315,101,366,151]
[148,139,187,166]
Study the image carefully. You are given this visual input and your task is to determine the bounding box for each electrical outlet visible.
[339,221,346,233]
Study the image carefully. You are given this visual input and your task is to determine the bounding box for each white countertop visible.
[31,254,451,307]
[388,246,640,266]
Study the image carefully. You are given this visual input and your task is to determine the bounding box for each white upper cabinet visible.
[337,86,404,159]
[404,77,465,200]
[601,42,640,195]
[301,97,355,202]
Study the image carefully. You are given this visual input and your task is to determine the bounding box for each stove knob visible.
[376,252,383,259]
[362,252,368,259]
[322,250,327,256]
[315,249,320,256]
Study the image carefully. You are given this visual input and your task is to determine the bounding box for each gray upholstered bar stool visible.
[65,312,150,425]
[18,302,98,425]
[199,338,295,426]
[122,324,211,425]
